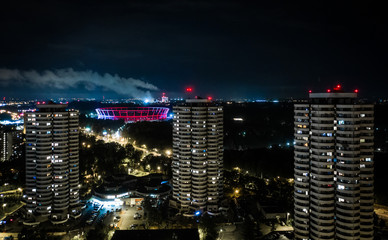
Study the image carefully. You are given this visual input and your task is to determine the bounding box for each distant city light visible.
[195,211,201,216]
[233,118,244,121]
[273,100,279,103]
[354,89,359,93]
[186,87,193,92]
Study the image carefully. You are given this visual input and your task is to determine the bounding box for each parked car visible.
[130,224,138,229]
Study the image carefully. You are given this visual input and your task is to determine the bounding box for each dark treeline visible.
[122,121,173,150]
[223,102,294,150]
[79,114,125,135]
[224,147,294,178]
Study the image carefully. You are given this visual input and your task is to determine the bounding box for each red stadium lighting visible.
[327,89,331,93]
[95,107,169,123]
[354,89,359,93]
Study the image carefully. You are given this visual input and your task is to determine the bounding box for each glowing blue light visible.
[102,130,107,136]
[144,99,150,103]
[195,211,201,216]
[273,100,279,103]
[286,142,290,146]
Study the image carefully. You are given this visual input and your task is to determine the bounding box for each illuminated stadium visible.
[95,107,169,122]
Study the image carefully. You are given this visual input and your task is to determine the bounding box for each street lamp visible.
[2,203,6,212]
[165,150,172,156]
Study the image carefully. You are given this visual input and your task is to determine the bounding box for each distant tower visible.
[0,128,23,162]
[294,86,374,240]
[0,130,13,161]
[172,98,224,214]
[24,102,80,223]
[161,93,169,103]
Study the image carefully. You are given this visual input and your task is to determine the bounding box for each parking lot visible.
[114,205,145,230]
[80,201,146,231]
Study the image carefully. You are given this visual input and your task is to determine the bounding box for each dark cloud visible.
[0,1,387,99]
[0,68,158,99]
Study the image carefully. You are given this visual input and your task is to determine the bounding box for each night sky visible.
[0,1,387,99]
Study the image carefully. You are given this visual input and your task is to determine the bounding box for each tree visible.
[199,213,218,240]
[86,223,109,240]
[242,217,256,240]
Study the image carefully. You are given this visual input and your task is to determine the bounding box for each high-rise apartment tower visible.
[171,98,223,214]
[25,103,80,223]
[294,86,374,240]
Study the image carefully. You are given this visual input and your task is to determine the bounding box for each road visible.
[82,128,163,160]
[375,204,388,227]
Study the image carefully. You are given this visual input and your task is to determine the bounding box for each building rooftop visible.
[112,229,200,240]
[309,92,357,99]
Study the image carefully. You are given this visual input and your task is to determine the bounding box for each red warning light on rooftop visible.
[333,84,342,91]
[186,87,193,92]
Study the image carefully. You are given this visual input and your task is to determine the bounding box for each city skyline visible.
[0,1,388,239]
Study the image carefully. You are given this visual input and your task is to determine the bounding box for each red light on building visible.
[186,87,193,92]
[333,84,342,91]
[327,89,331,93]
[207,96,212,100]
[37,102,40,104]
[308,90,312,93]
[354,89,359,93]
